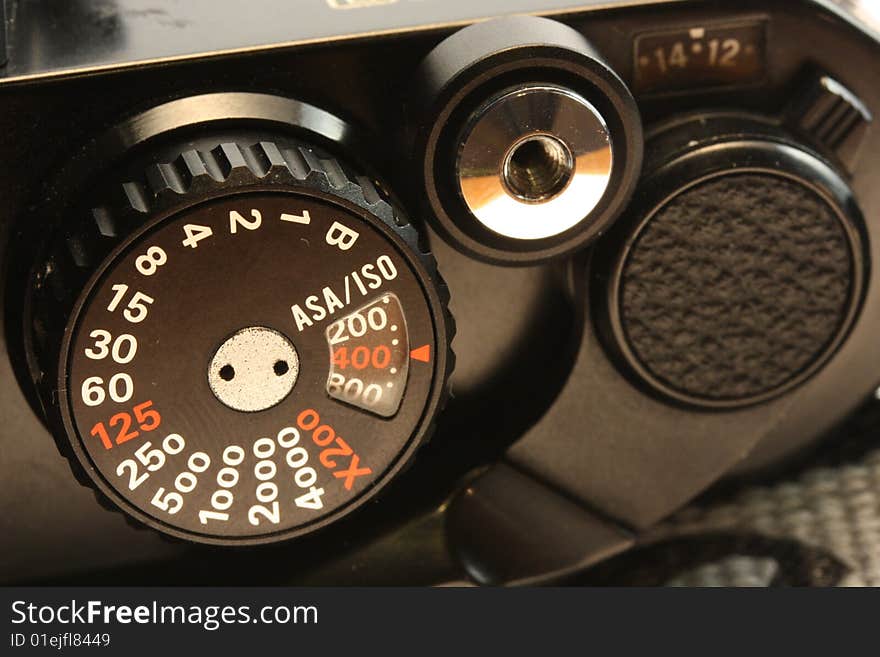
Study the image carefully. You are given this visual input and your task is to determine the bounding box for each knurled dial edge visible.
[26,137,455,544]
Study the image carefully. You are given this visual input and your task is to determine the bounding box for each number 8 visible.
[135,246,168,276]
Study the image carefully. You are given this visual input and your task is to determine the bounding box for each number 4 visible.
[295,486,325,510]
[182,224,213,248]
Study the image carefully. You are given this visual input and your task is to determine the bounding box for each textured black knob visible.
[596,115,865,409]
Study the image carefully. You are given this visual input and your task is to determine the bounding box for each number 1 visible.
[107,284,128,312]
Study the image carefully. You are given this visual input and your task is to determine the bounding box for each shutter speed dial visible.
[29,136,452,545]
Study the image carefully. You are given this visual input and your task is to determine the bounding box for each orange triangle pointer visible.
[410,345,431,362]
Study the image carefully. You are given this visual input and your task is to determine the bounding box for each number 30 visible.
[84,329,138,364]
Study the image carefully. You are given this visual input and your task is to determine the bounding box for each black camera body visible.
[1,0,878,585]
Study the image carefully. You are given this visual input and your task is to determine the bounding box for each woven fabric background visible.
[578,402,880,586]
[656,449,880,586]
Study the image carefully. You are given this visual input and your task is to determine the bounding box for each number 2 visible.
[708,38,741,67]
[109,411,139,446]
[230,209,262,233]
[248,501,280,526]
[116,459,148,490]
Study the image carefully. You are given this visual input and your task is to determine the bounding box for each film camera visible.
[0,0,878,585]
